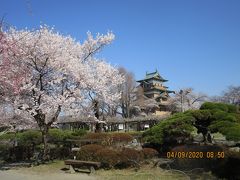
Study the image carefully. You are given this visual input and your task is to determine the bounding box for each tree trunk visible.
[42,125,50,161]
[33,106,61,161]
[95,122,102,133]
[93,100,102,132]
[93,100,100,119]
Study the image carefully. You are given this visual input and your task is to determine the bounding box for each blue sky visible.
[1,0,240,96]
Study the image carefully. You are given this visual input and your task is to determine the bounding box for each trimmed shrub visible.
[6,145,34,162]
[224,125,240,141]
[127,131,143,137]
[143,113,195,145]
[17,130,42,146]
[49,146,71,160]
[82,133,134,146]
[227,104,239,113]
[71,129,87,137]
[0,144,10,160]
[224,114,238,122]
[200,102,229,112]
[0,130,41,161]
[200,102,238,113]
[0,132,15,140]
[211,110,228,121]
[121,147,143,163]
[142,148,159,159]
[190,110,212,121]
[83,132,110,141]
[76,144,104,161]
[111,133,133,143]
[49,129,73,142]
[95,148,121,168]
[144,102,240,146]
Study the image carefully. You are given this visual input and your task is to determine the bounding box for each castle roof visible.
[137,70,168,82]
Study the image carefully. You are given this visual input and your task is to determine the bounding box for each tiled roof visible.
[137,70,167,82]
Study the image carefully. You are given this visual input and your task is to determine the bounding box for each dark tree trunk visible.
[93,99,100,119]
[122,102,130,118]
[34,115,50,161]
[34,106,61,161]
[95,123,102,133]
[41,125,50,161]
[93,100,102,132]
[202,131,212,143]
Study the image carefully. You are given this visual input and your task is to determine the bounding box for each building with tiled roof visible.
[137,70,174,115]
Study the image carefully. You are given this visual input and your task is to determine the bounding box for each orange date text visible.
[166,151,225,159]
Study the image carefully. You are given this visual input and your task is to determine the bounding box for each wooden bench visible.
[64,160,101,174]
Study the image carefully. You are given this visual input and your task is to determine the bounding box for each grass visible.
[95,167,189,180]
[21,160,65,174]
[13,159,219,179]
[3,160,219,179]
[15,160,189,179]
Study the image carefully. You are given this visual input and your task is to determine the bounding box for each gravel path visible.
[0,169,96,180]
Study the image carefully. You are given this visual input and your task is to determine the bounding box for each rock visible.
[125,138,142,150]
[229,147,240,153]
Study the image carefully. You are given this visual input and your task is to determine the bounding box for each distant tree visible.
[170,88,207,112]
[118,67,136,118]
[131,86,159,116]
[211,86,240,105]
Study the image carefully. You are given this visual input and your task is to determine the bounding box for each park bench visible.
[64,159,101,174]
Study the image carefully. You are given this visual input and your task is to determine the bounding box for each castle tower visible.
[137,70,174,114]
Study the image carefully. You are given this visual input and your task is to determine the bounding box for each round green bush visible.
[17,130,42,146]
[200,102,228,112]
[71,129,87,137]
[143,113,195,145]
[49,129,73,142]
[144,102,240,146]
[200,102,238,113]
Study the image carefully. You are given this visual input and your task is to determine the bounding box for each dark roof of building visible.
[137,70,167,82]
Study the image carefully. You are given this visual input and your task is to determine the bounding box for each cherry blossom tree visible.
[1,25,123,160]
[0,24,30,102]
[0,22,34,132]
[130,86,159,117]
